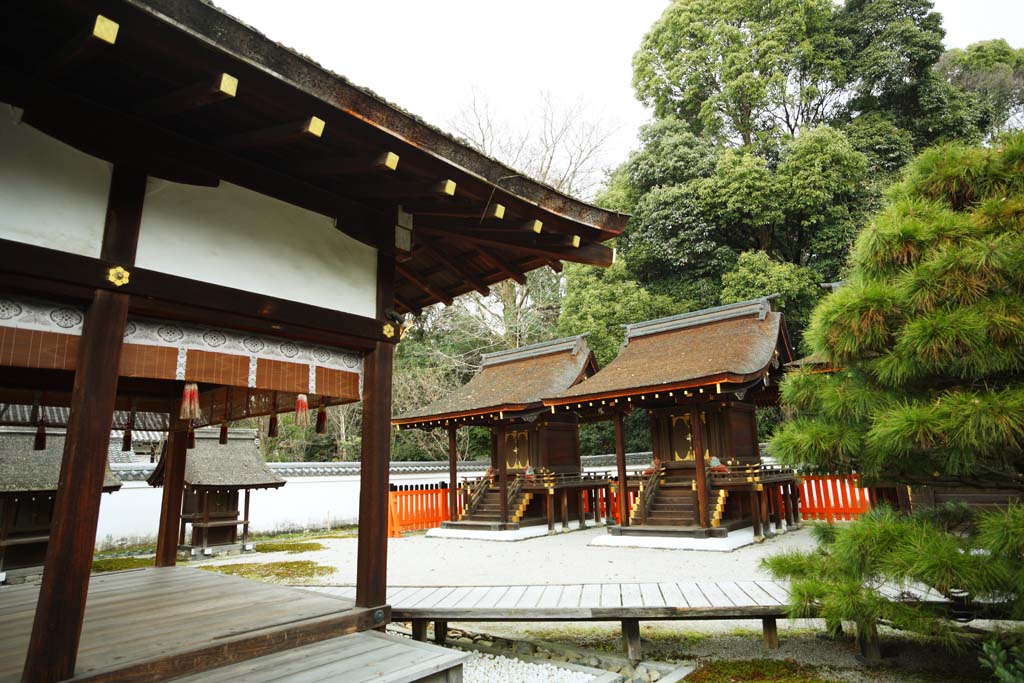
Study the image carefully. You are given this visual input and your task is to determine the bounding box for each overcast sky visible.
[216,1,1024,183]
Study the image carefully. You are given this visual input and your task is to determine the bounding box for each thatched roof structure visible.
[0,428,122,494]
[148,428,284,490]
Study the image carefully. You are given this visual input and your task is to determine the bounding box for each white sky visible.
[215,1,1024,181]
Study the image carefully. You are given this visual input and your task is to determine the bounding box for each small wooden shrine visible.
[148,428,283,555]
[0,428,121,581]
[545,297,799,539]
[394,335,610,531]
[0,1,625,678]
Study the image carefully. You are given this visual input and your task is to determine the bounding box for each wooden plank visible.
[390,586,437,609]
[579,584,602,608]
[558,585,583,609]
[677,583,711,608]
[659,582,687,608]
[411,587,458,609]
[599,584,622,608]
[715,582,751,608]
[639,583,666,608]
[455,586,492,609]
[756,580,791,603]
[494,585,527,609]
[477,586,511,609]
[536,585,564,608]
[433,587,474,609]
[516,585,547,609]
[620,583,643,607]
[736,581,782,607]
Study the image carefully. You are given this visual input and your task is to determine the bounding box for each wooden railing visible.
[799,474,872,523]
[462,476,491,518]
[387,484,461,538]
[633,467,662,525]
[506,475,524,510]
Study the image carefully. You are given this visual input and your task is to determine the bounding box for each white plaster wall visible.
[136,180,377,318]
[0,105,111,258]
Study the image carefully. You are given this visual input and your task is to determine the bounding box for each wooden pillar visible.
[750,489,762,538]
[242,489,251,546]
[355,254,395,611]
[546,491,555,531]
[760,489,770,536]
[613,411,628,527]
[577,489,586,528]
[781,482,793,527]
[762,617,779,649]
[22,290,129,683]
[156,428,189,566]
[560,489,569,528]
[622,618,641,662]
[447,428,458,521]
[496,424,508,525]
[789,481,800,524]
[592,488,601,524]
[411,620,427,642]
[433,620,447,646]
[773,485,783,531]
[690,407,709,529]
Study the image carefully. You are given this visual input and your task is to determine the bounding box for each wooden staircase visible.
[631,469,721,527]
[461,486,533,525]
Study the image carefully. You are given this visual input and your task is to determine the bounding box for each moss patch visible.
[92,556,155,573]
[199,561,334,583]
[255,541,325,554]
[685,660,833,682]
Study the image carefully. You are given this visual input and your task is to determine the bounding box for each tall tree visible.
[937,39,1024,139]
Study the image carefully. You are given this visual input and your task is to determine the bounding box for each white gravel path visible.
[462,651,594,683]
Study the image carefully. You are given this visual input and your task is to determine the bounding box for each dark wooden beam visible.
[419,239,489,296]
[22,290,129,683]
[474,248,527,286]
[413,216,540,233]
[614,411,628,528]
[418,226,613,267]
[547,259,563,273]
[395,263,454,307]
[99,166,147,265]
[415,203,505,220]
[350,179,456,200]
[40,14,118,77]
[133,72,238,116]
[222,116,325,148]
[448,428,459,522]
[155,425,188,566]
[394,294,423,317]
[355,254,395,610]
[691,406,709,529]
[292,151,399,176]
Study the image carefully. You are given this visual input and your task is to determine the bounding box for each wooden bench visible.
[311,581,794,661]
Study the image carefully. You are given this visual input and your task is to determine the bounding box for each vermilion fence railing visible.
[387,484,462,538]
[799,474,872,523]
[588,486,637,524]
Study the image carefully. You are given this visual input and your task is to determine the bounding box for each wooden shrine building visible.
[0,1,625,680]
[394,335,610,532]
[148,428,283,555]
[0,428,121,582]
[545,297,800,539]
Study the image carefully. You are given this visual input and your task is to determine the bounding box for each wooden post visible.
[411,620,427,642]
[577,489,586,528]
[433,620,447,646]
[760,489,770,536]
[202,490,211,550]
[750,489,762,538]
[613,411,628,527]
[447,428,458,521]
[242,489,251,546]
[773,485,783,530]
[762,617,779,649]
[156,427,189,566]
[355,254,395,612]
[560,489,569,528]
[781,482,793,527]
[789,481,800,524]
[546,491,555,531]
[691,407,709,528]
[496,424,508,525]
[22,290,129,683]
[592,488,601,524]
[622,618,642,662]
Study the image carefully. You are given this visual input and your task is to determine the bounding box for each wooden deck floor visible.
[0,567,382,683]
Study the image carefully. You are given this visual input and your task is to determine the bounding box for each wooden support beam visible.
[762,617,780,649]
[394,294,423,317]
[355,254,395,611]
[352,179,456,200]
[414,216,539,233]
[497,424,508,525]
[622,619,642,662]
[395,263,454,306]
[447,428,459,522]
[411,620,428,642]
[292,151,399,176]
[419,239,489,296]
[415,203,505,220]
[418,225,613,267]
[40,15,119,77]
[614,412,628,528]
[222,116,325,148]
[22,291,129,683]
[433,620,448,646]
[474,248,527,286]
[691,406,709,529]
[133,73,238,116]
[546,259,563,273]
[155,426,188,566]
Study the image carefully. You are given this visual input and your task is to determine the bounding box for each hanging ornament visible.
[179,383,201,420]
[219,422,228,444]
[268,414,279,438]
[315,401,328,435]
[33,421,46,451]
[187,427,196,449]
[295,394,310,427]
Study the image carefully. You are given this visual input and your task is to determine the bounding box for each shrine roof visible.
[0,428,122,493]
[148,428,284,489]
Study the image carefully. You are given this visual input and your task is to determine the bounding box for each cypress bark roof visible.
[394,336,596,426]
[148,428,285,489]
[545,298,793,404]
[0,428,122,493]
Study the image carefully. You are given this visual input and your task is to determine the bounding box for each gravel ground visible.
[463,651,595,683]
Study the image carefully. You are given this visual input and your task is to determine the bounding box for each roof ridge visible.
[625,296,778,342]
[480,334,588,367]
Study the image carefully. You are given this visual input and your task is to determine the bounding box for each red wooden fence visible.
[387,485,462,538]
[586,487,637,524]
[799,474,872,523]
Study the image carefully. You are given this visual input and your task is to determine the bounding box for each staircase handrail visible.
[506,474,524,508]
[463,475,490,516]
[636,466,661,525]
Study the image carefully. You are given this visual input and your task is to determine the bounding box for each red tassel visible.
[122,428,133,452]
[219,422,228,444]
[268,414,279,438]
[179,382,201,420]
[187,428,196,449]
[315,404,327,434]
[295,394,310,427]
[34,423,46,451]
